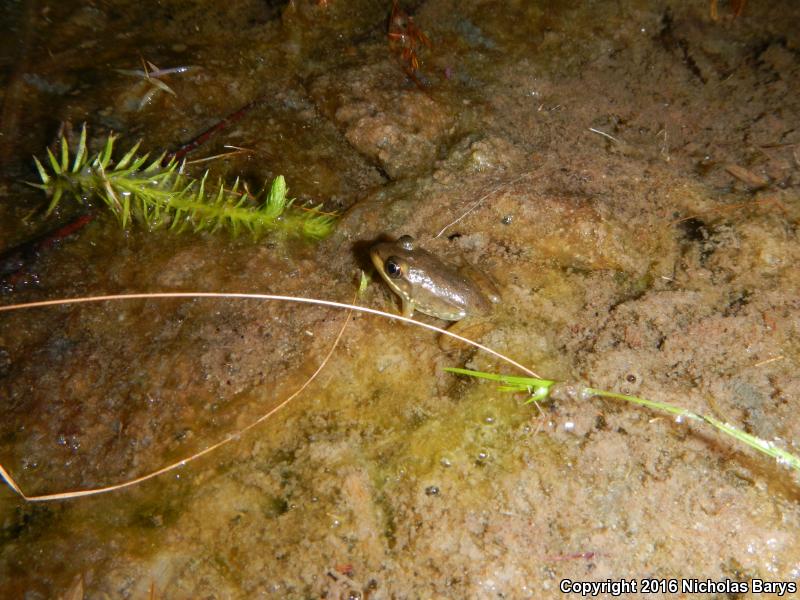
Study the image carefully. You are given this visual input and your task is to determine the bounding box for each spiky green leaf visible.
[98,134,116,168]
[33,156,50,185]
[116,141,142,170]
[72,126,88,173]
[60,136,69,172]
[31,131,337,240]
[267,175,287,210]
[46,148,60,174]
[46,186,63,216]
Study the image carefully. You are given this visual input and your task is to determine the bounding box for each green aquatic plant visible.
[30,127,335,239]
[446,367,800,476]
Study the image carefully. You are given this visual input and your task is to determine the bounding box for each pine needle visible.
[31,126,336,240]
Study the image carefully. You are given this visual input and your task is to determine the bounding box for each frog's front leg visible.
[401,298,416,318]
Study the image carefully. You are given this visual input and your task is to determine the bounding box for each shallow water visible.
[1,0,799,597]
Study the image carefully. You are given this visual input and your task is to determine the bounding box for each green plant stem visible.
[447,367,800,476]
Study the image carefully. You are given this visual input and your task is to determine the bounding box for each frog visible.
[370,234,500,321]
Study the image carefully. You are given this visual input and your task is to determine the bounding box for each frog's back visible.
[370,235,497,321]
[403,250,492,319]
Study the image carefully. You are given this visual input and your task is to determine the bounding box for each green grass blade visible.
[451,367,800,475]
[445,367,554,389]
[584,387,699,420]
[703,415,800,472]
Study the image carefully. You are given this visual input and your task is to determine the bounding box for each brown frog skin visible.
[370,235,498,321]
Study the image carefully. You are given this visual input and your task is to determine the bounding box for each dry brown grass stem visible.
[0,292,537,502]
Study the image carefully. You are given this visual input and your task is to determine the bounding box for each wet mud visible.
[0,0,799,597]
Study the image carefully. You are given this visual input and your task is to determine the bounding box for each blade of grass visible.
[450,368,800,475]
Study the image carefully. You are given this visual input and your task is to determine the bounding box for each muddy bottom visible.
[1,0,799,598]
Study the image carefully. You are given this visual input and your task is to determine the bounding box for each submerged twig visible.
[185,145,253,166]
[167,95,267,163]
[1,213,94,291]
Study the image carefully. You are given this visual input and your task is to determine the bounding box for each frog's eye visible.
[385,256,403,279]
[398,235,414,251]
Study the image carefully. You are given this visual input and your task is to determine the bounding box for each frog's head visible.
[370,235,416,302]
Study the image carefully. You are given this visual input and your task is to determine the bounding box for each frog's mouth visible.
[369,250,385,278]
